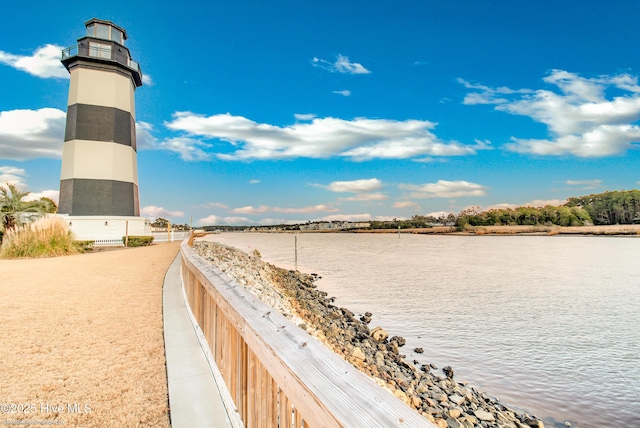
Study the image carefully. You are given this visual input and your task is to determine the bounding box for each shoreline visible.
[236,224,640,236]
[194,240,547,428]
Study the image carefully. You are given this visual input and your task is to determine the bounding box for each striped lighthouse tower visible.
[59,18,142,217]
[57,19,150,243]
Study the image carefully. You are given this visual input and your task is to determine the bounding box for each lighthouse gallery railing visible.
[61,44,141,74]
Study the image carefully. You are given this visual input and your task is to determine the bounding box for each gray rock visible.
[446,417,463,428]
[449,394,465,406]
[443,366,454,379]
[474,410,495,422]
[524,418,545,428]
[370,326,389,342]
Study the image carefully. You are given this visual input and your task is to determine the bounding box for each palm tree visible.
[0,183,56,232]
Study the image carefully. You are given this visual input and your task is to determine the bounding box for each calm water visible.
[204,233,640,428]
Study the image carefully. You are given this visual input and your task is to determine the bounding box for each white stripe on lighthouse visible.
[67,67,136,117]
[60,140,138,184]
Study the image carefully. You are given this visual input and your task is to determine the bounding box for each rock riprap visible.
[194,241,544,428]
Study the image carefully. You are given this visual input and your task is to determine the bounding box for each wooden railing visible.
[180,241,432,428]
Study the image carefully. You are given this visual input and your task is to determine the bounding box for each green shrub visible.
[73,240,95,252]
[124,236,154,247]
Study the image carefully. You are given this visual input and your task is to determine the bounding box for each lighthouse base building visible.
[57,18,150,244]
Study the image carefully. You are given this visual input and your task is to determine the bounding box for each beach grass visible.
[0,217,83,258]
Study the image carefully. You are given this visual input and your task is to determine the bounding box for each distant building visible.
[299,221,370,231]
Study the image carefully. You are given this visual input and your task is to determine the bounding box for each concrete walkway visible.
[163,253,234,428]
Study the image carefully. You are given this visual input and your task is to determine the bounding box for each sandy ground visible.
[0,242,180,427]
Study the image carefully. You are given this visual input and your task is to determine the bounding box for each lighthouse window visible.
[111,28,123,44]
[95,24,109,40]
[89,41,112,59]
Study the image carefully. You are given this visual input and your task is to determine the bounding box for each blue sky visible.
[2,1,640,226]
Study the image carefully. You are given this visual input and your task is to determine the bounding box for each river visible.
[203,232,640,428]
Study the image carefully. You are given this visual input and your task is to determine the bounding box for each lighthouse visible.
[58,19,150,242]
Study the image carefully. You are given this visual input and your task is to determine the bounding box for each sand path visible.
[0,242,180,427]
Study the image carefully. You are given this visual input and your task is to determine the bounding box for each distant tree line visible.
[370,216,438,230]
[150,217,191,230]
[565,190,640,225]
[201,224,300,232]
[454,190,640,229]
[454,205,592,229]
[193,189,639,231]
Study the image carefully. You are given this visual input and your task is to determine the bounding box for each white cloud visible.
[566,179,602,189]
[332,90,351,97]
[393,201,420,209]
[0,166,59,203]
[312,54,371,74]
[342,193,387,202]
[197,214,221,225]
[484,203,518,210]
[0,108,66,160]
[458,78,533,105]
[233,205,269,214]
[142,74,153,86]
[140,206,185,218]
[0,45,68,78]
[232,204,338,214]
[138,121,212,161]
[222,216,256,225]
[399,180,488,199]
[249,179,260,184]
[26,189,59,204]
[204,202,229,209]
[326,178,382,193]
[135,121,158,149]
[322,179,386,202]
[315,213,374,222]
[164,112,479,161]
[523,199,565,207]
[197,215,256,226]
[462,70,640,157]
[294,113,316,121]
[158,137,213,161]
[483,199,565,211]
[0,166,27,187]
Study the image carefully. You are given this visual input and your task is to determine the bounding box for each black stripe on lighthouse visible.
[65,103,136,150]
[59,179,140,216]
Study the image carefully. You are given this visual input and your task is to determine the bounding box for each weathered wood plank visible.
[269,377,278,428]
[181,242,432,428]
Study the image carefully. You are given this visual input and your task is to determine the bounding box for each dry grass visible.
[0,217,80,258]
[0,242,180,427]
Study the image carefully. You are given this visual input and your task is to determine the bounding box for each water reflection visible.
[206,233,640,428]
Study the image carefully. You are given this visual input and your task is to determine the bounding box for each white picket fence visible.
[74,231,191,247]
[151,231,191,243]
[75,235,125,247]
